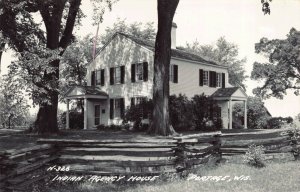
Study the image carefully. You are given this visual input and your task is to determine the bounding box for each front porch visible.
[64,85,108,129]
[212,87,248,129]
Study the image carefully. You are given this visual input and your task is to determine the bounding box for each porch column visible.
[84,98,88,130]
[244,100,247,129]
[229,99,232,129]
[66,99,70,129]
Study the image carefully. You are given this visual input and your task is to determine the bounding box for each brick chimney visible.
[171,22,177,49]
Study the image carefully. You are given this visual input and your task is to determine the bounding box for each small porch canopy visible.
[212,87,248,129]
[64,86,108,129]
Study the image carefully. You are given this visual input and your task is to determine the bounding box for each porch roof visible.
[212,87,247,101]
[64,85,108,100]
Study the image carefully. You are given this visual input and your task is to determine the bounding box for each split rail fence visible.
[0,131,221,191]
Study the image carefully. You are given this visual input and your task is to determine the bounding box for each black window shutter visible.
[121,66,125,84]
[173,65,178,83]
[91,71,95,86]
[131,98,135,106]
[209,71,214,87]
[110,68,114,85]
[131,64,136,82]
[199,69,203,86]
[110,99,114,119]
[143,62,148,82]
[101,69,105,86]
[213,71,217,87]
[222,73,225,88]
[120,98,125,118]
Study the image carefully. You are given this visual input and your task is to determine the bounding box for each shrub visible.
[123,99,153,131]
[169,94,194,131]
[244,144,265,168]
[60,111,84,129]
[267,117,293,129]
[192,94,223,131]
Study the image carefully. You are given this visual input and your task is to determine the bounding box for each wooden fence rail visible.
[1,130,299,191]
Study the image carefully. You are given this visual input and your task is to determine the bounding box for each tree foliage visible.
[185,37,247,90]
[251,28,300,99]
[0,76,30,128]
[0,0,114,133]
[233,96,271,129]
[100,18,156,45]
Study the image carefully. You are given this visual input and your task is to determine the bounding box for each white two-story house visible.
[64,23,248,130]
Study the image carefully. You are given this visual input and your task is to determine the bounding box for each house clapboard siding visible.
[74,31,246,129]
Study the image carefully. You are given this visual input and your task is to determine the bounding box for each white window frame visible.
[96,70,101,85]
[115,66,121,84]
[203,70,209,86]
[114,99,121,118]
[136,63,143,81]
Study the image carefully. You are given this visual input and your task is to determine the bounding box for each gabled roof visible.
[64,85,108,99]
[212,87,247,101]
[93,32,222,67]
[211,87,240,97]
[117,32,219,66]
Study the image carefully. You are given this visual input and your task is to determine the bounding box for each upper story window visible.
[131,62,148,82]
[200,69,225,88]
[110,66,125,85]
[169,64,178,83]
[115,67,121,84]
[203,71,209,86]
[136,63,143,81]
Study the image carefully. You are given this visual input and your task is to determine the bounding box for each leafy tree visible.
[0,0,114,134]
[233,96,271,129]
[251,28,300,99]
[185,37,247,89]
[0,76,30,129]
[148,0,179,136]
[100,18,156,45]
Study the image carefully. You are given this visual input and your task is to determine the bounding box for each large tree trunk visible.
[148,0,179,136]
[35,93,59,134]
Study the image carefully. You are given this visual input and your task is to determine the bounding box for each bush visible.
[244,144,265,168]
[192,94,223,131]
[123,99,153,131]
[60,111,84,129]
[169,94,194,131]
[267,117,293,129]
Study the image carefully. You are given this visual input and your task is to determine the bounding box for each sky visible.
[1,0,300,117]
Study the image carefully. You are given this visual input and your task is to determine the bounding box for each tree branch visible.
[59,0,82,49]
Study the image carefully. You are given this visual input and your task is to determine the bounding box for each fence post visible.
[212,134,222,162]
[174,138,187,173]
[289,132,299,160]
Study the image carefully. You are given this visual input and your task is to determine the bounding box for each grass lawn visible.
[42,161,300,192]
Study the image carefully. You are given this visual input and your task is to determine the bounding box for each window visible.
[110,66,124,85]
[203,70,209,86]
[94,105,100,125]
[136,63,143,81]
[114,99,121,118]
[131,62,148,82]
[169,64,178,83]
[216,73,222,87]
[115,67,121,84]
[96,70,101,85]
[110,98,125,119]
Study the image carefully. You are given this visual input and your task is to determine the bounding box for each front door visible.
[94,104,100,125]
